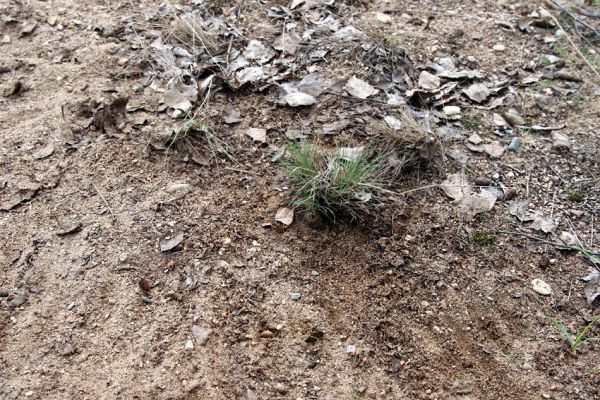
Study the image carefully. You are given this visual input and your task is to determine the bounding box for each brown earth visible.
[1,0,600,399]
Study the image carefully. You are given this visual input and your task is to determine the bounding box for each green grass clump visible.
[280,141,392,220]
[550,315,600,355]
[472,231,495,246]
[567,192,584,202]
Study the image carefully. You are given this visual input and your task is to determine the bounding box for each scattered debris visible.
[32,143,55,160]
[160,228,184,252]
[191,326,212,346]
[245,128,267,143]
[440,173,470,202]
[583,271,600,304]
[0,182,41,211]
[344,76,376,99]
[531,278,552,296]
[458,191,496,219]
[275,207,294,226]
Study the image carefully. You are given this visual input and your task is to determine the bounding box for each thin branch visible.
[496,230,600,257]
[542,7,600,80]
[91,182,116,220]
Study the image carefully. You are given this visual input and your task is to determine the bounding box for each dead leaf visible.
[484,141,505,159]
[583,271,600,304]
[162,84,198,114]
[275,207,294,226]
[223,108,242,124]
[273,31,301,55]
[531,215,557,233]
[33,143,55,160]
[246,128,267,143]
[344,76,376,99]
[440,173,470,202]
[92,96,129,137]
[418,71,441,90]
[463,83,491,103]
[160,228,184,252]
[283,92,316,107]
[322,119,350,135]
[337,147,364,161]
[508,200,536,222]
[0,182,41,211]
[458,191,496,219]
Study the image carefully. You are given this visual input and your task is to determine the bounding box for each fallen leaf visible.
[322,119,350,135]
[531,278,552,295]
[160,228,184,252]
[275,207,294,226]
[246,128,267,143]
[344,76,376,99]
[336,147,364,161]
[162,84,198,114]
[531,215,557,233]
[440,173,470,202]
[0,183,41,211]
[583,271,600,304]
[243,40,275,64]
[508,200,536,222]
[484,141,505,159]
[463,83,491,103]
[33,143,55,160]
[192,326,212,345]
[283,92,316,107]
[223,107,242,124]
[458,190,496,219]
[418,71,441,90]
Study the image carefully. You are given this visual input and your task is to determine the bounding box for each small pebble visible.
[185,339,194,350]
[443,105,461,117]
[531,279,552,296]
[290,293,301,300]
[493,44,506,52]
[9,295,26,307]
[260,330,274,339]
[508,137,522,151]
[346,345,357,354]
[0,290,9,297]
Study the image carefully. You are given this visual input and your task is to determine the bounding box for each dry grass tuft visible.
[169,12,222,54]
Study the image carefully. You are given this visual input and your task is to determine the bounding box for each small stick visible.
[548,0,600,39]
[496,230,600,256]
[224,167,261,176]
[91,182,116,219]
[543,7,600,80]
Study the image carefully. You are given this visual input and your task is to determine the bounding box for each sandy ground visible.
[1,0,600,399]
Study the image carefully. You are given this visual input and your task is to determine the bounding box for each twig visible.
[548,0,600,40]
[91,182,116,220]
[224,166,261,176]
[542,7,600,80]
[496,230,600,256]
